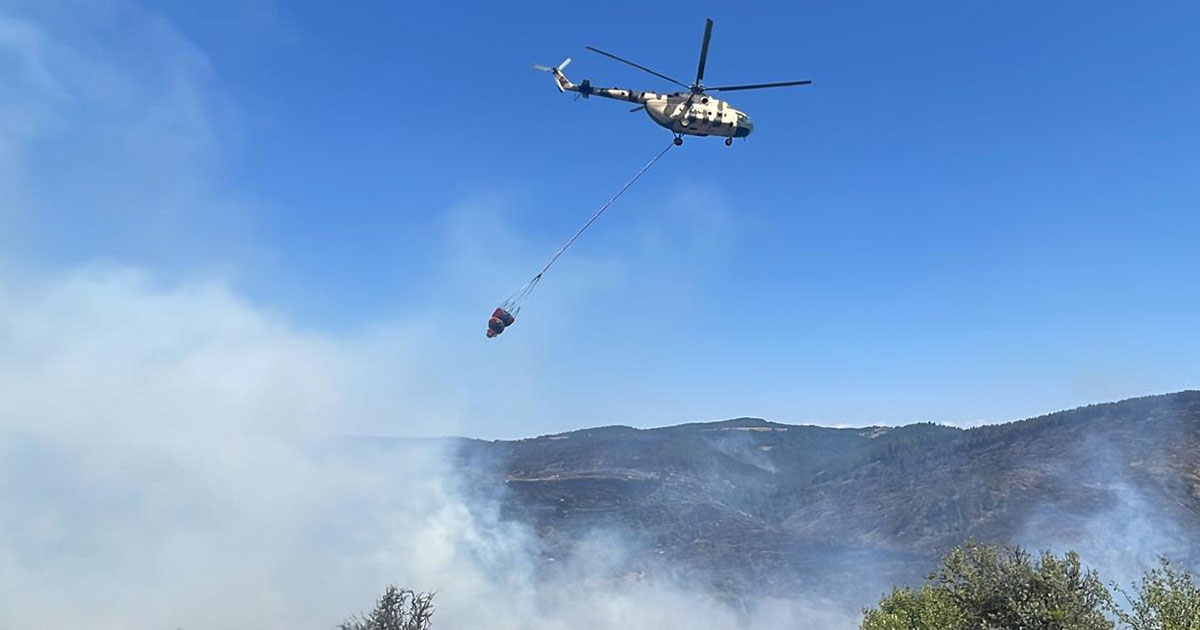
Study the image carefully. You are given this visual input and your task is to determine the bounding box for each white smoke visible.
[0,267,860,630]
[1016,434,1198,586]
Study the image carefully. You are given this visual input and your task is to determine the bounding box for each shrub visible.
[862,541,1114,630]
[1112,558,1200,630]
[932,541,1113,630]
[861,584,965,630]
[340,585,435,630]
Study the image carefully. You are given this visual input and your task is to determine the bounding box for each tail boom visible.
[533,57,658,105]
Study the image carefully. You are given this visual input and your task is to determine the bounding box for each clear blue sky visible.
[4,0,1199,437]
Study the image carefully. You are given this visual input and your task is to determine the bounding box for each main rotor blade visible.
[695,18,713,86]
[707,80,813,92]
[585,46,691,89]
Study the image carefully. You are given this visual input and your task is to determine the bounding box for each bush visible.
[1113,558,1200,630]
[933,542,1113,630]
[340,585,435,630]
[861,584,964,630]
[862,541,1114,630]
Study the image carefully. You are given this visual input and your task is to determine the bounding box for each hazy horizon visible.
[3,1,1199,628]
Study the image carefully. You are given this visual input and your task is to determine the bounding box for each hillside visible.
[453,391,1200,597]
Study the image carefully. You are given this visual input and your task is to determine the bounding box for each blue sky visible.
[3,0,1200,438]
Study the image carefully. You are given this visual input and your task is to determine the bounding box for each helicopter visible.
[534,18,811,146]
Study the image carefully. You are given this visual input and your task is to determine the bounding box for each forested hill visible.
[453,391,1200,595]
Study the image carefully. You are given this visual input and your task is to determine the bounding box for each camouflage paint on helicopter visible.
[534,19,804,146]
[544,64,754,142]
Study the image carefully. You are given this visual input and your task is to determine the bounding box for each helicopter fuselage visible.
[566,77,753,139]
[535,18,808,145]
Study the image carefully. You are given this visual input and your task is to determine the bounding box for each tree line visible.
[861,541,1198,630]
[341,542,1199,630]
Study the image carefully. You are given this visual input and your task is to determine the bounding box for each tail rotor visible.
[533,58,573,93]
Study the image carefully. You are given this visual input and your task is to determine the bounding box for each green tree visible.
[861,584,965,630]
[1113,558,1200,630]
[340,585,435,630]
[861,541,1115,630]
[933,542,1113,630]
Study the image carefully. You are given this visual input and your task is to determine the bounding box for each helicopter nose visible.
[735,116,754,138]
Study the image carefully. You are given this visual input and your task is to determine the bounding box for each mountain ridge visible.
[448,391,1200,597]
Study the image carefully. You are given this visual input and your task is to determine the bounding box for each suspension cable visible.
[500,140,675,313]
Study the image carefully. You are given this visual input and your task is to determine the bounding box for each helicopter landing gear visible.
[673,135,684,146]
[725,137,733,147]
